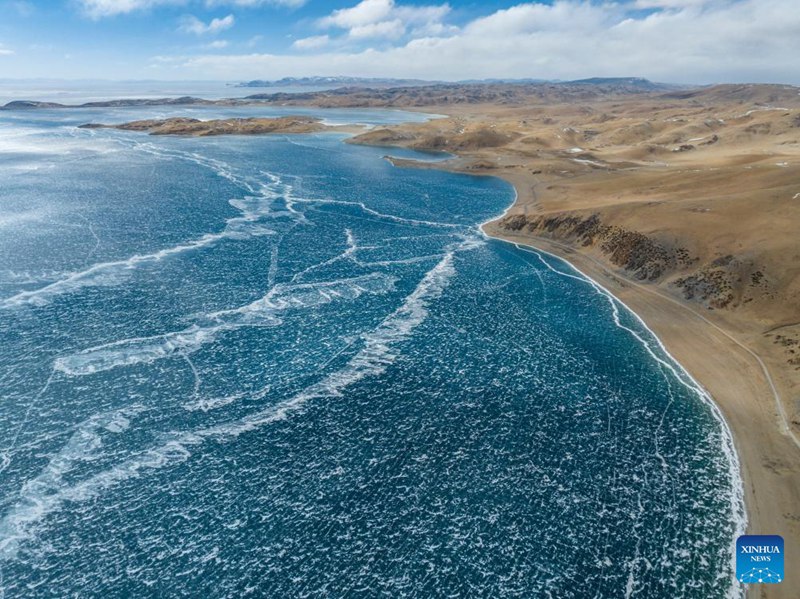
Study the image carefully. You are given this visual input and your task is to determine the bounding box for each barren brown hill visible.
[342,84,800,599]
[80,116,327,136]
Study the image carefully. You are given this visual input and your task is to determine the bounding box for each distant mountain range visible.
[1,97,217,110]
[233,77,440,88]
[233,76,670,89]
[2,78,706,111]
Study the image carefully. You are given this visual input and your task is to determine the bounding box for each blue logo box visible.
[736,535,784,584]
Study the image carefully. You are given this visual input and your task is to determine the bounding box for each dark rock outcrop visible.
[500,213,690,282]
[499,212,773,311]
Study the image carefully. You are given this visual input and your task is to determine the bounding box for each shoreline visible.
[382,142,799,598]
[478,223,800,599]
[476,174,750,596]
[481,224,748,596]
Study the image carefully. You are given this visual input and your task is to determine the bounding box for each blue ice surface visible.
[0,102,742,597]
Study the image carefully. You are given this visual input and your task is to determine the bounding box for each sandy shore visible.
[482,224,800,599]
[386,149,800,598]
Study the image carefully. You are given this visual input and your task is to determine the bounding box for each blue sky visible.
[0,0,798,83]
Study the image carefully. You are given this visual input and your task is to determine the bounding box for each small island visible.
[78,115,347,136]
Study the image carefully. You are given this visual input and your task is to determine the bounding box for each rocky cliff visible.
[498,212,777,313]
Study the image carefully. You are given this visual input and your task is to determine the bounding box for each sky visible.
[0,0,798,84]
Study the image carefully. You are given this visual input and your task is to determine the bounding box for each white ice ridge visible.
[291,196,464,230]
[54,272,396,376]
[0,173,296,310]
[129,144,308,228]
[129,142,260,196]
[1,232,224,309]
[0,251,457,563]
[0,405,147,562]
[289,228,362,284]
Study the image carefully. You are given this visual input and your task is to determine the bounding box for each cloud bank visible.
[162,0,799,84]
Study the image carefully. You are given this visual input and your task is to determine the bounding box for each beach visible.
[384,141,800,596]
[366,107,800,598]
[484,225,800,599]
[435,159,770,595]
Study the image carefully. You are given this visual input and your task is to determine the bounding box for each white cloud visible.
[393,3,450,26]
[206,39,229,48]
[464,1,612,37]
[319,0,394,29]
[410,21,458,37]
[179,13,235,34]
[349,19,405,39]
[79,0,302,18]
[167,0,800,84]
[292,35,331,50]
[318,0,451,40]
[205,0,306,7]
[0,44,14,56]
[79,0,186,18]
